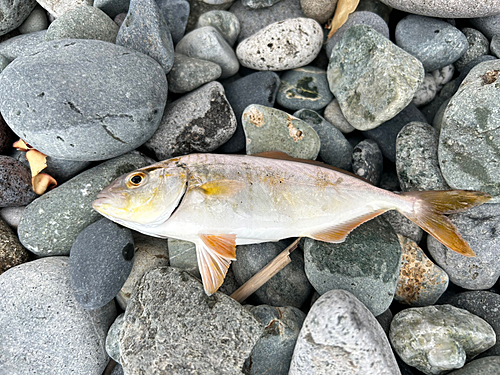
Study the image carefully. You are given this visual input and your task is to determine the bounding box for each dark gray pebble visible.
[470,14,500,39]
[352,139,383,185]
[167,53,222,94]
[0,156,37,207]
[0,217,29,275]
[157,0,190,44]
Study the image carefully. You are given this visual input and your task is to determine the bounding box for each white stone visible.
[36,0,93,18]
[432,65,455,90]
[412,73,437,107]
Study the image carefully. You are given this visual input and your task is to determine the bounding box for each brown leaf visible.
[26,149,48,177]
[13,139,29,151]
[328,0,360,39]
[32,173,57,195]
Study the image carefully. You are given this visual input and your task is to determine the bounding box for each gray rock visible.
[156,0,189,44]
[167,53,222,94]
[427,204,500,290]
[0,0,37,36]
[491,35,500,58]
[352,139,383,185]
[17,153,150,256]
[145,81,236,160]
[396,122,450,192]
[185,0,233,33]
[0,257,116,375]
[37,0,93,18]
[196,10,240,46]
[0,217,28,275]
[432,64,455,90]
[303,217,402,316]
[0,156,37,207]
[236,18,323,71]
[120,267,263,374]
[45,5,119,43]
[105,313,124,364]
[390,305,496,374]
[357,0,392,23]
[438,60,500,202]
[116,0,174,74]
[0,53,8,72]
[300,0,337,24]
[18,5,48,34]
[382,210,423,244]
[242,104,320,159]
[242,0,281,8]
[413,73,437,107]
[289,289,401,375]
[328,25,424,131]
[0,30,46,60]
[176,26,239,78]
[168,238,198,276]
[323,98,356,133]
[246,305,306,375]
[94,0,130,19]
[432,97,451,132]
[395,15,468,72]
[0,206,25,230]
[470,14,500,40]
[454,28,490,72]
[294,109,352,170]
[378,0,500,18]
[0,39,168,161]
[448,356,500,375]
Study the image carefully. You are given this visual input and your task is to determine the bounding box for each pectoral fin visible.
[198,180,245,198]
[196,234,237,295]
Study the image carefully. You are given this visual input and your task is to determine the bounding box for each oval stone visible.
[0,39,168,161]
[379,0,500,18]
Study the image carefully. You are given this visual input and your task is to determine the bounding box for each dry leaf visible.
[26,149,48,177]
[327,0,360,39]
[13,139,29,151]
[32,173,57,195]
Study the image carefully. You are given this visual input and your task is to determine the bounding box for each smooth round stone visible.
[176,26,239,78]
[454,28,490,72]
[491,35,500,58]
[325,11,390,59]
[94,0,130,19]
[303,217,402,316]
[115,13,127,27]
[323,98,356,133]
[447,291,500,357]
[412,73,437,107]
[0,156,37,207]
[236,18,323,71]
[352,139,383,185]
[37,0,93,18]
[0,30,46,60]
[145,81,236,159]
[245,305,306,375]
[0,206,25,229]
[395,235,448,307]
[17,153,150,257]
[382,211,423,244]
[229,0,304,43]
[432,64,455,90]
[277,66,333,111]
[156,0,189,44]
[116,0,174,74]
[0,217,28,275]
[328,25,424,131]
[232,240,313,308]
[289,289,400,375]
[45,5,119,43]
[300,0,337,24]
[219,71,280,153]
[439,60,500,201]
[18,5,48,34]
[448,356,500,375]
[390,305,496,374]
[294,109,352,170]
[396,122,450,192]
[427,204,500,290]
[0,257,116,375]
[378,0,500,18]
[196,10,240,46]
[0,39,168,161]
[120,267,262,374]
[167,53,222,94]
[242,0,281,8]
[395,15,468,72]
[242,104,320,159]
[106,313,124,364]
[470,14,500,40]
[0,0,36,36]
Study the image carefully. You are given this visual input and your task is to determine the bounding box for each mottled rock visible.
[454,28,490,72]
[156,0,189,44]
[0,156,37,207]
[196,10,240,46]
[242,104,320,159]
[0,217,28,275]
[242,0,281,8]
[432,64,455,90]
[378,0,500,18]
[18,5,48,34]
[167,53,222,94]
[352,139,383,185]
[185,0,233,32]
[323,98,356,133]
[0,0,37,36]
[448,356,500,375]
[105,313,124,364]
[37,0,93,18]
[289,289,401,375]
[0,29,46,60]
[413,73,437,107]
[300,0,337,24]
[382,210,423,244]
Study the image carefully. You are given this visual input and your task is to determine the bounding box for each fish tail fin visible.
[398,190,491,257]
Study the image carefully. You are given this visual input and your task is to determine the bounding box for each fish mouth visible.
[92,191,116,210]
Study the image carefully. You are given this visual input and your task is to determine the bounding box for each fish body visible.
[93,152,491,295]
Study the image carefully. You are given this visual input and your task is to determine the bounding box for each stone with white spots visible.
[413,73,437,107]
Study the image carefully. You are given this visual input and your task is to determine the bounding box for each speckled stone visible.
[448,356,500,375]
[37,0,93,18]
[300,0,337,24]
[0,29,46,60]
[119,267,263,374]
[328,25,424,131]
[352,139,383,185]
[105,313,124,364]
[196,10,240,46]
[454,28,490,72]
[0,206,25,230]
[167,53,222,94]
[156,0,190,44]
[432,64,455,90]
[323,98,356,134]
[382,211,423,244]
[294,109,352,170]
[378,0,500,18]
[242,104,320,160]
[18,5,48,34]
[413,73,437,107]
[236,18,323,71]
[289,289,401,375]
[0,156,37,208]
[144,81,237,160]
[390,305,496,374]
[0,217,28,275]
[0,0,37,36]
[242,0,281,8]
[470,14,500,40]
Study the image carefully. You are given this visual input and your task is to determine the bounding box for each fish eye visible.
[127,172,147,188]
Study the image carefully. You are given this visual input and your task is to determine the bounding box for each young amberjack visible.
[92,152,491,295]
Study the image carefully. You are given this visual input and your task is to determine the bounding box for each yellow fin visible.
[198,180,245,197]
[199,234,237,260]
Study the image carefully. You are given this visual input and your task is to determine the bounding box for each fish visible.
[92,152,491,295]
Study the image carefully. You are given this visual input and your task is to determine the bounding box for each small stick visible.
[231,238,301,303]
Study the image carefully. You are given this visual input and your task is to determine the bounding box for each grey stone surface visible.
[116,0,174,74]
[294,109,352,170]
[448,356,500,375]
[382,210,423,244]
[396,122,450,192]
[94,0,130,18]
[378,0,500,18]
[0,217,28,275]
[0,156,37,208]
[413,73,437,107]
[0,30,46,60]
[45,5,119,43]
[185,0,233,33]
[17,153,150,256]
[18,5,48,34]
[242,104,320,159]
[438,60,500,202]
[246,305,306,375]
[167,237,198,275]
[37,0,93,18]
[0,206,25,230]
[455,28,490,72]
[357,0,392,22]
[352,139,383,185]
[157,0,189,44]
[0,0,37,36]
[167,53,222,94]
[196,10,240,46]
[242,0,281,8]
[328,25,424,131]
[395,15,468,72]
[390,305,496,374]
[323,98,356,133]
[303,217,402,316]
[491,35,500,58]
[470,14,500,40]
[289,289,401,375]
[176,26,239,78]
[105,313,124,364]
[237,18,323,71]
[0,257,116,375]
[0,53,8,73]
[0,39,168,161]
[427,204,500,290]
[120,267,263,374]
[300,0,337,24]
[145,81,236,160]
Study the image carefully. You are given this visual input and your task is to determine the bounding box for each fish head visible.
[92,165,188,229]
